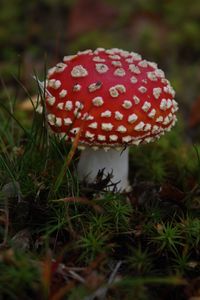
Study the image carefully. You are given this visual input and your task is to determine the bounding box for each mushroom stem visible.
[77,146,129,191]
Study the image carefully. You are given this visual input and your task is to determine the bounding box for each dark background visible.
[0,0,200,139]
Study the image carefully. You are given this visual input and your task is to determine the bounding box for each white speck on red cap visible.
[129,64,141,74]
[75,101,84,109]
[78,49,92,55]
[70,127,80,134]
[98,135,106,141]
[59,89,67,98]
[134,122,145,131]
[148,61,158,69]
[138,60,148,68]
[88,82,102,92]
[122,136,132,143]
[130,76,138,84]
[147,72,157,81]
[148,109,156,119]
[130,52,141,60]
[48,79,61,89]
[55,117,62,127]
[94,47,105,53]
[101,123,113,131]
[74,109,81,118]
[128,114,138,123]
[47,114,56,125]
[109,54,121,60]
[55,63,67,73]
[153,87,162,99]
[160,99,168,110]
[88,122,98,129]
[156,116,163,123]
[95,63,109,74]
[92,56,105,62]
[109,87,119,98]
[101,110,112,117]
[167,99,172,109]
[92,96,104,106]
[84,113,94,121]
[57,103,64,110]
[73,84,81,92]
[117,125,127,133]
[47,67,56,77]
[145,137,153,143]
[64,118,72,125]
[47,97,56,106]
[114,68,126,77]
[115,111,123,120]
[133,95,140,104]
[65,101,73,111]
[116,84,126,93]
[144,123,151,131]
[112,61,122,67]
[164,85,175,97]
[109,84,126,98]
[71,65,88,77]
[142,101,151,112]
[155,69,165,78]
[172,100,178,112]
[109,135,118,141]
[63,55,77,62]
[152,125,160,134]
[85,131,95,139]
[132,140,141,146]
[168,113,173,121]
[105,49,115,55]
[126,57,134,64]
[120,50,130,58]
[138,86,147,93]
[122,100,132,109]
[163,116,171,125]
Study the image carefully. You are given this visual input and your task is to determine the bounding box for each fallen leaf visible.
[84,270,105,291]
[53,197,103,213]
[189,96,200,128]
[159,183,185,203]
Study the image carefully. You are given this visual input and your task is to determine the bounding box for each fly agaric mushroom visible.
[44,48,178,191]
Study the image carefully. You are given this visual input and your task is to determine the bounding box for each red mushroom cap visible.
[45,48,178,148]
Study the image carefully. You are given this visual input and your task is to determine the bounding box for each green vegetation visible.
[0,0,200,299]
[0,93,199,299]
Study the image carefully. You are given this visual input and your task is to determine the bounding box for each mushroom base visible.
[77,146,129,192]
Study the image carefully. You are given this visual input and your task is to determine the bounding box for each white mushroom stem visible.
[77,146,129,191]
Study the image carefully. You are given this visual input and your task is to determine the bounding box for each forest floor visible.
[0,93,200,300]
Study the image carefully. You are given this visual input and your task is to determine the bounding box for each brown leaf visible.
[41,250,53,295]
[0,248,16,265]
[84,271,104,291]
[68,0,118,38]
[189,96,200,128]
[159,183,185,203]
[53,197,103,213]
[185,277,200,299]
[50,281,75,300]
